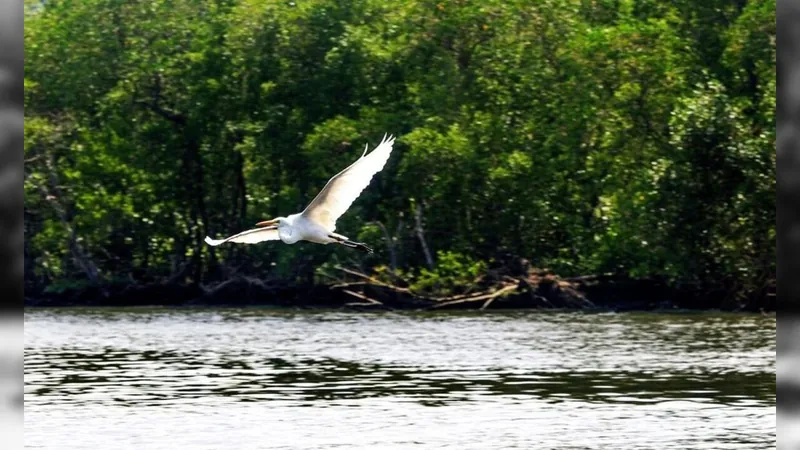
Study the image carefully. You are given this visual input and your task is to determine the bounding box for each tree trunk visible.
[182,133,212,282]
[235,149,247,230]
[414,202,435,270]
[32,155,100,283]
[375,220,398,271]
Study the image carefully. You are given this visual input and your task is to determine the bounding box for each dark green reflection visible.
[26,350,774,407]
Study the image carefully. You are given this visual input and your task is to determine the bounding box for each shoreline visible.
[24,270,775,313]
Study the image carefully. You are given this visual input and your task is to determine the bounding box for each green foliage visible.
[24,0,775,300]
[43,279,96,295]
[407,251,488,297]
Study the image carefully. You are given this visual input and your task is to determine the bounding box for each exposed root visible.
[328,265,597,311]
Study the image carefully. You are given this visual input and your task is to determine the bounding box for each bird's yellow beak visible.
[256,219,277,227]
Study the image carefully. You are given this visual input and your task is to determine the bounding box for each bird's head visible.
[255,217,286,228]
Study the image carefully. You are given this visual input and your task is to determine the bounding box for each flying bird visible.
[204,133,396,253]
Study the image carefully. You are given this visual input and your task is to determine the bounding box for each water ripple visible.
[24,309,775,449]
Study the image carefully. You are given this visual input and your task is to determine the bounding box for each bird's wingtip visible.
[363,133,396,156]
[379,132,396,146]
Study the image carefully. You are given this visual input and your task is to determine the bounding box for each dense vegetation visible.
[24,0,775,306]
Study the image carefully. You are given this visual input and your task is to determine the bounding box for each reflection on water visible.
[26,351,774,407]
[25,309,775,449]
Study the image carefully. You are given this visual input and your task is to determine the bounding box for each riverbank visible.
[24,267,775,312]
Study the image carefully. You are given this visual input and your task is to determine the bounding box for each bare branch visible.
[431,283,518,309]
[341,289,383,305]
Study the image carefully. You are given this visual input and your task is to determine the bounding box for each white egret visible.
[204,133,396,253]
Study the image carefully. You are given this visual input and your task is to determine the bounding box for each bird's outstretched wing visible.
[204,226,279,246]
[301,134,396,231]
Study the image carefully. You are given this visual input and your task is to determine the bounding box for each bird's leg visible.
[344,240,373,254]
[328,234,373,254]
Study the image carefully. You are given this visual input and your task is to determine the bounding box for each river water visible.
[24,309,775,449]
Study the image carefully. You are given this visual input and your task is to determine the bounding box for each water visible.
[24,309,775,449]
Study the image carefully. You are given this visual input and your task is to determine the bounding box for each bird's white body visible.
[204,134,396,253]
[275,213,345,245]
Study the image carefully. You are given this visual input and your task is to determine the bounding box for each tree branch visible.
[134,100,187,125]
